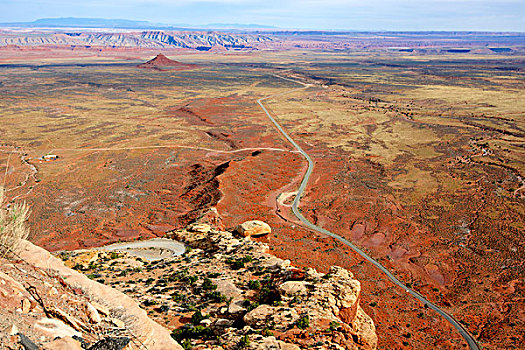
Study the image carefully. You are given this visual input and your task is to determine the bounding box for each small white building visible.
[42,154,58,161]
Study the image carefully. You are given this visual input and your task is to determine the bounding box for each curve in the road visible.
[257,76,480,350]
[98,238,186,261]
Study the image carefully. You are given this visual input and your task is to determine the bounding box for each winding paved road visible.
[258,76,480,350]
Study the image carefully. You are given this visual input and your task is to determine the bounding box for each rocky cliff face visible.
[0,240,181,349]
[168,223,377,349]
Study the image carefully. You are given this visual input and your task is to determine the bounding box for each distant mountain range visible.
[0,17,277,30]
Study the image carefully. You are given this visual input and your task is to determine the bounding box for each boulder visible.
[262,257,291,272]
[214,318,234,327]
[214,278,242,299]
[278,341,301,350]
[200,319,212,326]
[251,335,280,349]
[21,298,31,313]
[43,336,83,350]
[351,307,378,350]
[244,304,275,327]
[85,302,101,324]
[228,297,247,314]
[90,301,109,316]
[236,220,271,237]
[244,305,299,330]
[34,318,81,339]
[8,324,18,336]
[188,223,212,234]
[278,281,307,296]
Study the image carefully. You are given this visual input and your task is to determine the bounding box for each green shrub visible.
[241,255,253,263]
[297,315,310,330]
[172,292,187,303]
[171,326,214,342]
[329,321,340,331]
[248,280,261,290]
[183,275,198,285]
[238,335,250,348]
[201,278,217,291]
[181,339,192,349]
[245,300,258,311]
[226,258,245,270]
[205,291,227,303]
[261,328,273,336]
[191,310,206,325]
[256,281,280,305]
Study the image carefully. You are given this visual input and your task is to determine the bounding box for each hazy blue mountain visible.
[204,23,277,29]
[0,17,277,30]
[0,17,173,29]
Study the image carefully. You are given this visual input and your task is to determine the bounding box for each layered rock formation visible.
[0,30,274,49]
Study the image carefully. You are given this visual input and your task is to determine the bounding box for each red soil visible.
[14,89,479,349]
[214,145,468,350]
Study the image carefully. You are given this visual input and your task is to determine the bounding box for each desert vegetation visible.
[0,187,29,258]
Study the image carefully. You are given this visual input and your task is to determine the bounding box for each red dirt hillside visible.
[137,53,197,70]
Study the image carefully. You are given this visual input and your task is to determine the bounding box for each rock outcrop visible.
[236,220,272,237]
[58,221,376,349]
[137,53,198,70]
[0,221,376,349]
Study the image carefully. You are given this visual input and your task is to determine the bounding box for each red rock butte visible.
[137,53,197,70]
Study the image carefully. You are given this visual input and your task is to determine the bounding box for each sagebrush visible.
[0,187,30,258]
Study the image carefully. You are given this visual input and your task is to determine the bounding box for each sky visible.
[1,0,524,31]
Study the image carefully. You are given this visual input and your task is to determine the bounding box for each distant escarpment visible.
[0,30,274,50]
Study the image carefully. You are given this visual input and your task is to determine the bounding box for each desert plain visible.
[1,31,524,349]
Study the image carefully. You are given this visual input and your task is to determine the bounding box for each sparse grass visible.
[0,187,30,258]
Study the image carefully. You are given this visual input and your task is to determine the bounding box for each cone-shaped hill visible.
[137,54,197,70]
